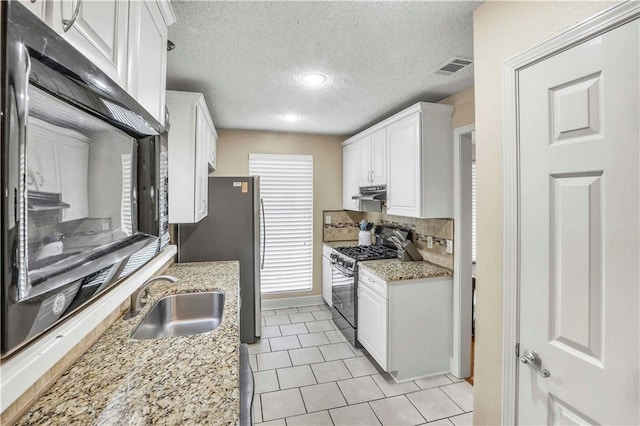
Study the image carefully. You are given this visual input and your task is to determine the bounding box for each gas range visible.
[329,245,398,274]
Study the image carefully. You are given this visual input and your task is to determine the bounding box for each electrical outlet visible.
[446,240,454,254]
[325,215,331,225]
[427,236,433,249]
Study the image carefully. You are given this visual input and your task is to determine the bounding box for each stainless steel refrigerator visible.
[177,176,262,343]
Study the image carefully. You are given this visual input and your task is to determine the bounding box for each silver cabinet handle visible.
[62,0,82,33]
[520,348,550,378]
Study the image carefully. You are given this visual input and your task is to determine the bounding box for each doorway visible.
[452,124,475,380]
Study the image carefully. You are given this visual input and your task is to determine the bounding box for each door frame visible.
[501,3,640,424]
[452,123,475,379]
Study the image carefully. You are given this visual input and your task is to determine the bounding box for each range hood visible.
[352,185,386,201]
[27,191,70,211]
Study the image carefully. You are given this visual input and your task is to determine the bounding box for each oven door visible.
[330,261,356,328]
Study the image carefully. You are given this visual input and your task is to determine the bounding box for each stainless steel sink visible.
[131,291,225,340]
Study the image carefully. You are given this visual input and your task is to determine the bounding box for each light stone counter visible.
[359,258,453,282]
[18,261,240,426]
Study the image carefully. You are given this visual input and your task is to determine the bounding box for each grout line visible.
[438,384,467,413]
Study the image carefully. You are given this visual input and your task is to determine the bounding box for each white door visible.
[52,0,129,88]
[517,20,639,425]
[370,128,386,186]
[386,112,421,217]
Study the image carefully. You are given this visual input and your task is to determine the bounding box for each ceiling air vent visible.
[432,56,473,76]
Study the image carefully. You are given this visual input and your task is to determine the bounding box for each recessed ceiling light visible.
[300,72,328,87]
[282,114,300,122]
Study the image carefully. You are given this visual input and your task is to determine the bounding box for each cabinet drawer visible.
[358,268,387,298]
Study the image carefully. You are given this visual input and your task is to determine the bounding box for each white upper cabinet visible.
[19,0,47,19]
[386,103,453,218]
[127,1,174,125]
[356,128,387,187]
[370,128,387,186]
[166,91,216,224]
[50,0,130,89]
[342,142,360,211]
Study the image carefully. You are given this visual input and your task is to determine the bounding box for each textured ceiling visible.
[167,1,480,136]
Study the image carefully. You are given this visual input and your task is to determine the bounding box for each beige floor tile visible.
[265,315,292,326]
[298,332,330,347]
[261,309,276,317]
[318,343,355,361]
[427,419,454,425]
[277,365,317,389]
[300,382,347,412]
[261,326,282,338]
[256,419,286,426]
[370,395,426,425]
[336,376,385,404]
[371,373,420,397]
[343,355,383,377]
[254,394,263,423]
[311,360,353,383]
[280,323,309,336]
[286,410,333,425]
[249,354,257,371]
[249,339,271,355]
[297,305,322,313]
[407,388,463,422]
[289,312,316,323]
[325,330,348,343]
[330,402,381,425]
[440,382,473,412]
[255,370,280,394]
[289,346,325,366]
[257,351,292,371]
[305,320,336,333]
[261,388,306,421]
[448,412,473,426]
[312,310,333,321]
[275,308,299,315]
[414,374,453,390]
[269,335,301,352]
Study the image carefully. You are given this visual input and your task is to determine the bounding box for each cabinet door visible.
[194,107,209,221]
[26,122,62,194]
[371,128,387,186]
[342,143,360,211]
[51,0,129,88]
[386,112,421,218]
[322,256,332,307]
[208,128,217,171]
[357,136,372,187]
[58,138,89,222]
[19,0,47,19]
[357,282,388,369]
[128,0,168,124]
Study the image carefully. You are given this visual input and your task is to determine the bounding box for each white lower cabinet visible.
[321,245,333,307]
[357,268,453,381]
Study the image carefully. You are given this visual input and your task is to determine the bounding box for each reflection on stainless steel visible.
[130,291,225,340]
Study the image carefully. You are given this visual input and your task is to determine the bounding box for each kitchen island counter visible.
[18,261,240,426]
[359,258,453,282]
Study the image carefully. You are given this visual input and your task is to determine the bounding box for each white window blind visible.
[249,153,313,294]
[472,160,477,263]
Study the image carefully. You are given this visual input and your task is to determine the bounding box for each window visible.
[249,153,313,293]
[472,160,477,262]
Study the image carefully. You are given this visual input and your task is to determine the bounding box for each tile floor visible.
[250,304,473,425]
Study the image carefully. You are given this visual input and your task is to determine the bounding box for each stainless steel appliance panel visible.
[177,177,261,344]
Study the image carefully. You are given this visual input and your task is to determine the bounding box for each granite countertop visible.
[322,240,359,248]
[18,261,240,426]
[359,258,453,282]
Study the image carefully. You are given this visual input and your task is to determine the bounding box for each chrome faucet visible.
[125,275,178,319]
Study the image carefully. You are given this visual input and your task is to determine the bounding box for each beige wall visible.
[212,129,345,300]
[472,2,616,424]
[439,85,475,129]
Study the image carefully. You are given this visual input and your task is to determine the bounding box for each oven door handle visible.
[330,260,355,278]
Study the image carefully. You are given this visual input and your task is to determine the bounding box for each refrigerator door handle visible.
[260,198,266,270]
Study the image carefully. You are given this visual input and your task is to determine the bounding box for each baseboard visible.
[262,295,325,310]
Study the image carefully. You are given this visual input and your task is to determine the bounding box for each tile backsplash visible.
[323,208,453,269]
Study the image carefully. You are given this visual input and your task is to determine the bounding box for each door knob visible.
[520,348,550,378]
